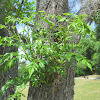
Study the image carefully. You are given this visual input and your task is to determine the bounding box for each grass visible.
[76,75,100,78]
[20,75,100,100]
[19,83,29,100]
[74,79,100,100]
[88,75,100,78]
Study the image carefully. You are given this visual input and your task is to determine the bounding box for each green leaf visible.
[66,53,72,61]
[81,59,86,65]
[63,13,74,16]
[0,24,6,29]
[57,15,62,20]
[8,60,13,69]
[0,53,10,66]
[81,59,92,71]
[1,86,6,93]
[39,60,45,69]
[57,15,66,22]
[38,10,45,13]
[29,67,34,78]
[59,17,66,22]
[43,19,53,25]
[33,62,39,71]
[0,90,2,96]
[26,62,33,67]
[75,55,83,62]
[86,62,92,71]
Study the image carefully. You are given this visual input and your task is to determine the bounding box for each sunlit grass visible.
[74,79,100,100]
[88,75,100,78]
[20,83,29,100]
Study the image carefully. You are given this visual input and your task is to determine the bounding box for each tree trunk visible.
[0,29,18,100]
[27,0,100,100]
[0,1,18,99]
[78,0,100,23]
[28,67,75,100]
[28,0,76,100]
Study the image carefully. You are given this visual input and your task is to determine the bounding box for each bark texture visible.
[28,0,76,100]
[0,0,18,99]
[28,67,75,100]
[78,0,100,23]
[0,29,18,100]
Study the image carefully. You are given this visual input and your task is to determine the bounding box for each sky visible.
[17,0,96,33]
[16,0,35,33]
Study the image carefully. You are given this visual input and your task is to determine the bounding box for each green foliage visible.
[94,11,100,41]
[75,11,100,76]
[95,24,100,41]
[75,38,94,76]
[0,9,93,99]
[76,37,100,76]
[78,38,95,59]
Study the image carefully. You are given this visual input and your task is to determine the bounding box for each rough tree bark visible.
[78,0,100,23]
[27,0,100,100]
[0,0,18,99]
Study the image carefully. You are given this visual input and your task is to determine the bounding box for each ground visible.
[74,75,100,100]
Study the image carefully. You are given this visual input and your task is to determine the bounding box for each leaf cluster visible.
[0,11,93,99]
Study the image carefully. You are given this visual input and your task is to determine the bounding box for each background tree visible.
[0,0,18,99]
[92,11,100,74]
[76,38,95,76]
[0,0,34,99]
[76,10,100,76]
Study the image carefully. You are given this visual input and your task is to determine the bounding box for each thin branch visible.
[19,0,24,10]
[25,23,34,28]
